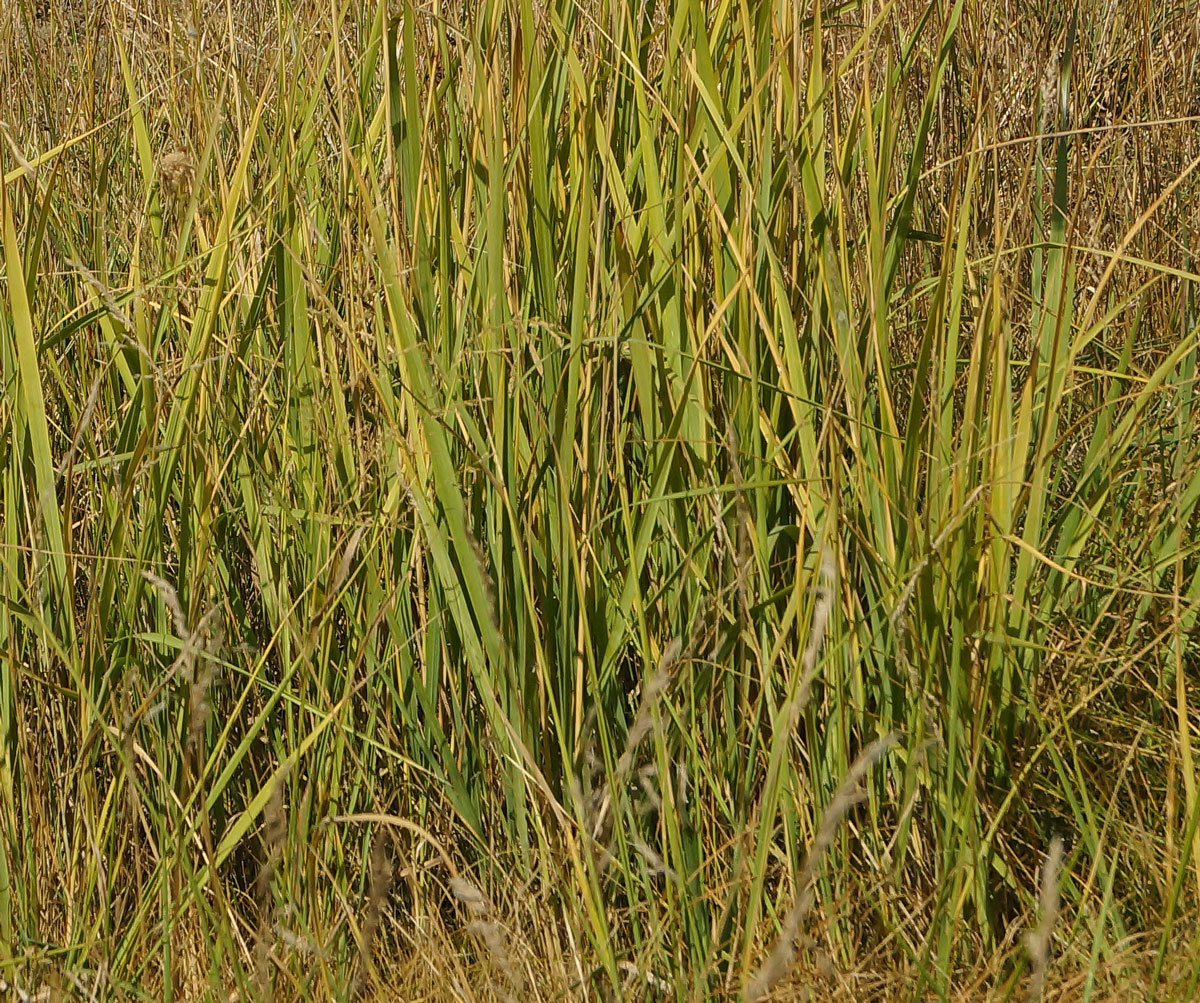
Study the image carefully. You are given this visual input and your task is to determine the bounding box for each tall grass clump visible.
[2,0,1199,1000]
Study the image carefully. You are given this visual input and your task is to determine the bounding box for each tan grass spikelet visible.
[746,733,899,1002]
[140,572,224,784]
[254,770,289,1003]
[1039,56,1061,133]
[451,875,525,997]
[362,831,394,977]
[350,829,395,999]
[1026,837,1066,1003]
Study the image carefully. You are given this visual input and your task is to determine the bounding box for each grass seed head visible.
[160,150,196,201]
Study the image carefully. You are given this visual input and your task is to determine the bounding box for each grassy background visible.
[2,0,1199,999]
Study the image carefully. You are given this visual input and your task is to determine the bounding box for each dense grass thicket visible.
[2,0,1200,999]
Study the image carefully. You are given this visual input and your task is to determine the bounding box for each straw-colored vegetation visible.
[2,0,1199,1000]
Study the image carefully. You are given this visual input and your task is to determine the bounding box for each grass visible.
[1,0,1199,999]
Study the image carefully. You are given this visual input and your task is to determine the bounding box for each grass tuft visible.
[2,1,1199,1000]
